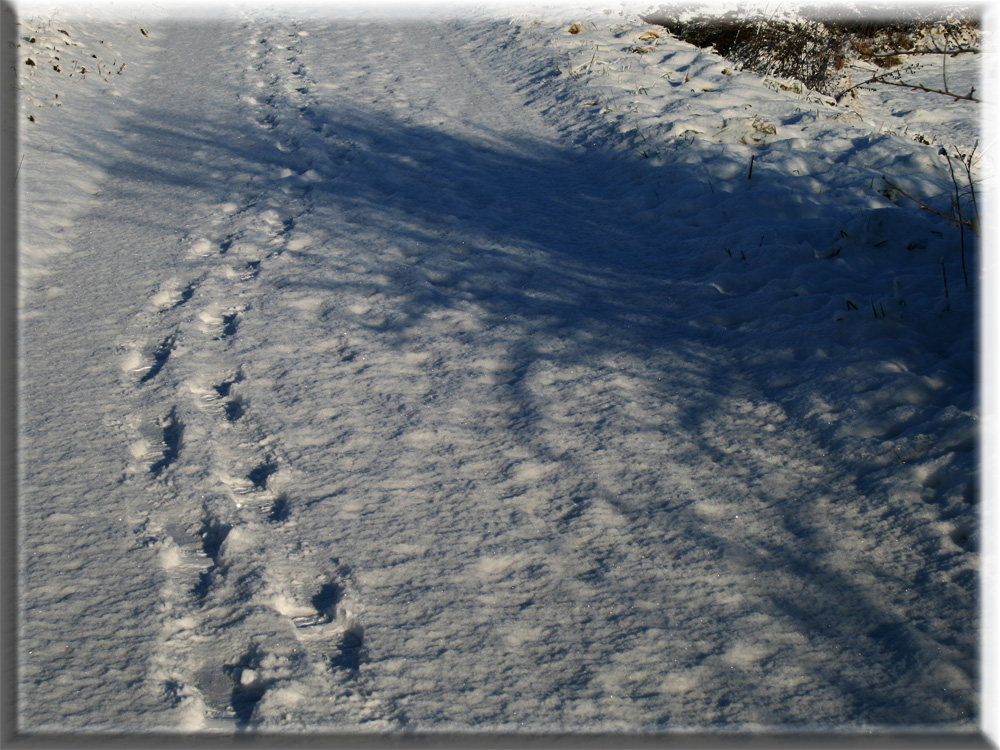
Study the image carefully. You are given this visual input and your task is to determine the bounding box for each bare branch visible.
[963,141,978,214]
[833,65,913,103]
[870,47,980,57]
[881,175,980,237]
[876,77,980,102]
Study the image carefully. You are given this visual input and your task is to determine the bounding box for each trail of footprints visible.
[118,18,369,730]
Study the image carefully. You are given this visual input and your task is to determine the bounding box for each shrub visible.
[642,6,980,97]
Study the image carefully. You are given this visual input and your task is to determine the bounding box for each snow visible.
[10,0,990,736]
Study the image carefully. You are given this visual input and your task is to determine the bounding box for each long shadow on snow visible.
[115,73,973,728]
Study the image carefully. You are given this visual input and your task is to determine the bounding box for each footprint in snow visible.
[191,511,232,599]
[187,371,245,422]
[265,496,289,523]
[218,462,285,516]
[122,333,176,384]
[186,238,214,259]
[279,580,366,672]
[149,406,183,477]
[150,279,196,312]
[247,461,278,490]
[197,306,243,340]
[225,646,272,728]
[238,260,260,281]
[198,508,232,564]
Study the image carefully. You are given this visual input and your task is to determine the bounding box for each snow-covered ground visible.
[10,0,991,736]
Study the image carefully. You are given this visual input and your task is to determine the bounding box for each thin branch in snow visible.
[870,46,980,57]
[880,175,979,237]
[876,76,980,102]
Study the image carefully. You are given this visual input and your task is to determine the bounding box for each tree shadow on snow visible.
[105,42,975,730]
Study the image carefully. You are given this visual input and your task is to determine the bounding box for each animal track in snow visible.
[150,406,184,477]
[128,407,184,478]
[259,114,278,131]
[151,279,197,312]
[217,460,286,516]
[132,19,376,727]
[198,305,245,340]
[286,580,340,630]
[187,370,245,422]
[124,333,176,384]
[220,312,240,339]
[949,523,974,552]
[247,461,278,490]
[191,509,232,599]
[274,577,366,675]
[331,629,365,674]
[154,506,352,727]
[188,237,215,258]
[225,645,273,728]
[198,508,232,564]
[223,397,245,423]
[235,260,261,282]
[265,496,290,523]
[148,504,242,728]
[304,581,366,673]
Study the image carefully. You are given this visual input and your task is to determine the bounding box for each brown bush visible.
[642,8,980,96]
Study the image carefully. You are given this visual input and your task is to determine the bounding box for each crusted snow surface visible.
[14,1,984,735]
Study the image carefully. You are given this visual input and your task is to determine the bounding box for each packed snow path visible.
[17,9,978,733]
